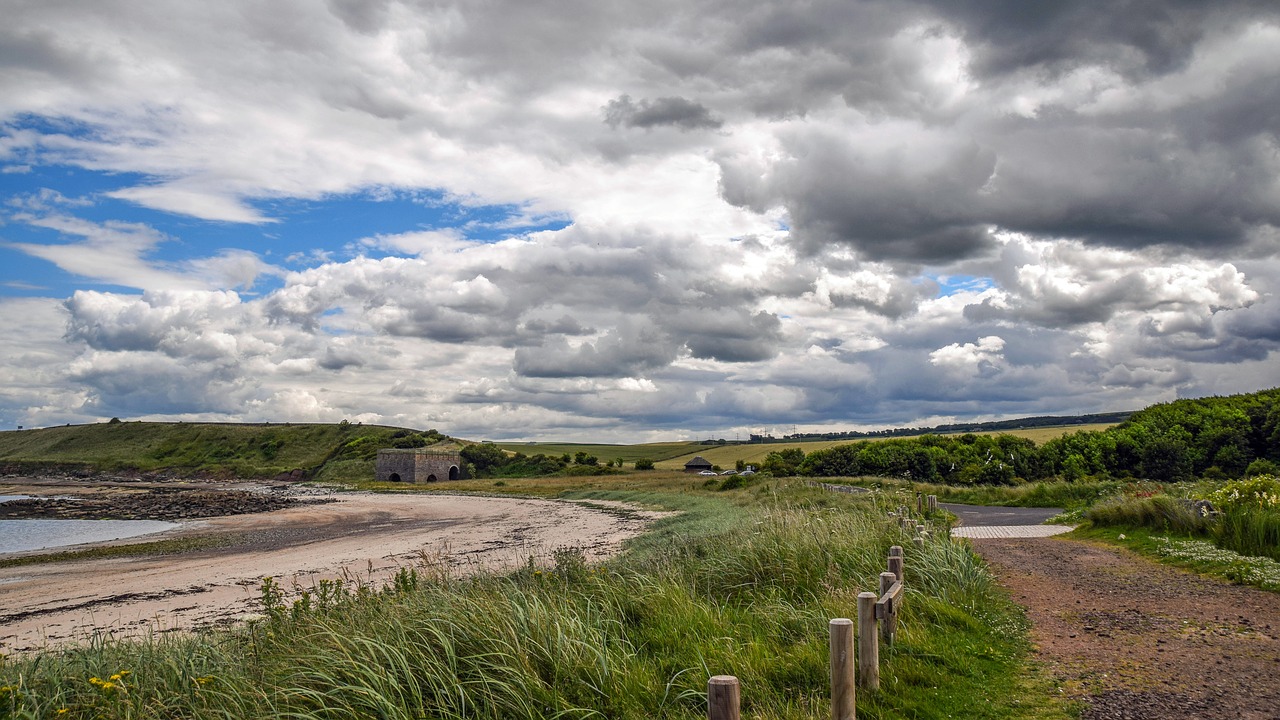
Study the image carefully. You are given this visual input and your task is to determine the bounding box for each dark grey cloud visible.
[928,0,1280,78]
[513,323,676,378]
[719,131,998,263]
[318,345,364,371]
[604,95,723,131]
[0,27,110,84]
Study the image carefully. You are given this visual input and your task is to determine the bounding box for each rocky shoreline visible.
[0,488,334,521]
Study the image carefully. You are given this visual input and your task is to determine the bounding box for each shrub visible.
[633,458,654,470]
[1206,475,1280,512]
[1246,459,1280,477]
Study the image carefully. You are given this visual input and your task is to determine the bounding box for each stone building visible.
[375,448,463,483]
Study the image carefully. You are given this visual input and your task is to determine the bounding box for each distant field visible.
[493,441,699,463]
[655,423,1119,469]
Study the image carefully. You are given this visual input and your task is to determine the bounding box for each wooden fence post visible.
[857,591,879,690]
[708,675,740,720]
[829,619,855,720]
[913,536,925,549]
[879,572,899,645]
[916,492,923,514]
[927,495,938,513]
[887,546,904,583]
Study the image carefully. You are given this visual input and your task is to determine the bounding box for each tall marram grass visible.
[1084,494,1209,534]
[1214,508,1280,562]
[0,485,1064,720]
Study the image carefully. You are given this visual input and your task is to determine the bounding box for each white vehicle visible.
[720,470,737,475]
[698,470,718,476]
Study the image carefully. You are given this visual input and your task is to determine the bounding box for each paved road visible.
[940,502,1063,526]
[941,502,1075,538]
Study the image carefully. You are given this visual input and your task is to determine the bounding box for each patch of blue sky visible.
[1,159,570,299]
[926,273,995,297]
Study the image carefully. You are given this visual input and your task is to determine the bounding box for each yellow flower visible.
[57,709,69,715]
[101,682,116,690]
[89,677,102,685]
[110,673,122,681]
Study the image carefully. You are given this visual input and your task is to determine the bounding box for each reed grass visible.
[1084,494,1209,534]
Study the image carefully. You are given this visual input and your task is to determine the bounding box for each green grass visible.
[0,421,421,479]
[1068,525,1280,592]
[494,441,701,463]
[809,476,1125,513]
[1084,493,1209,534]
[0,482,1069,720]
[654,425,1118,471]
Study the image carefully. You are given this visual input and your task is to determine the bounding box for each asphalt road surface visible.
[940,503,1063,527]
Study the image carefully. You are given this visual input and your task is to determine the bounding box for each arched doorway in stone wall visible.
[388,473,401,482]
[426,474,438,482]
[449,465,460,480]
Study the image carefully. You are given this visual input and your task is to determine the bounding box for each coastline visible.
[0,479,667,653]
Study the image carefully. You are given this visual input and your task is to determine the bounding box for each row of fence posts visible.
[705,540,915,720]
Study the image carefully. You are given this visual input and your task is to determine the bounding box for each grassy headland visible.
[0,421,447,481]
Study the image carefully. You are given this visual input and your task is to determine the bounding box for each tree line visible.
[762,388,1280,484]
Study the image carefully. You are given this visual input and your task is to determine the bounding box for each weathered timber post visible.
[879,572,899,645]
[708,675,741,720]
[829,619,855,720]
[916,524,925,535]
[857,591,879,690]
[927,495,938,513]
[912,536,925,549]
[887,546,904,583]
[916,492,923,515]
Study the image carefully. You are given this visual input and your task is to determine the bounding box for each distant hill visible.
[0,421,454,482]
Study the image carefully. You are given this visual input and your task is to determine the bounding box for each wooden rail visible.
[706,544,916,718]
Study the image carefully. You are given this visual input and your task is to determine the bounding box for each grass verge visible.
[1067,525,1280,593]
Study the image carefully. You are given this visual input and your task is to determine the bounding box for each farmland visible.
[498,423,1119,471]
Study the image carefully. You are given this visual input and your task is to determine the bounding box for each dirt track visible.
[971,536,1280,720]
[0,484,665,653]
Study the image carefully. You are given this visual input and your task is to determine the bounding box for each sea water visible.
[0,496,179,556]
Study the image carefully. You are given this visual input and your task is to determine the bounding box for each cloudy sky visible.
[2,0,1278,441]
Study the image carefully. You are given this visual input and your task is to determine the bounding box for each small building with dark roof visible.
[376,448,462,483]
[683,455,714,473]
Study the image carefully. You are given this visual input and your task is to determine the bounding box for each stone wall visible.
[375,449,462,483]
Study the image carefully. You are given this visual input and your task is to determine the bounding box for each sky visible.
[1,0,1279,442]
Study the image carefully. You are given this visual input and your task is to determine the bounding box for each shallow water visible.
[0,495,29,504]
[0,518,178,555]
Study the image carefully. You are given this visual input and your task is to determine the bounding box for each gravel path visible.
[969,535,1280,719]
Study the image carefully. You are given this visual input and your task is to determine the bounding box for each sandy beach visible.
[0,481,665,653]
